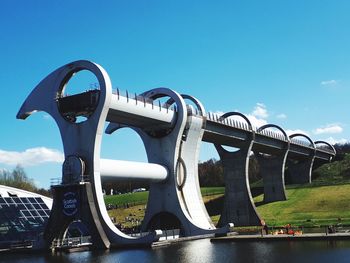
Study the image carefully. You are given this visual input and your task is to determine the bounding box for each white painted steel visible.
[0,184,53,209]
[100,159,168,182]
[108,94,175,124]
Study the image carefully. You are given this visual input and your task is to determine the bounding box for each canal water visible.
[3,238,350,263]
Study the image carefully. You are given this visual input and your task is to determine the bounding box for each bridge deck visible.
[57,91,335,161]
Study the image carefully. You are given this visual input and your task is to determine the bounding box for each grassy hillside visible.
[312,153,350,185]
[254,184,350,227]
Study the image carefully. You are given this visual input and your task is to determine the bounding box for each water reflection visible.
[3,239,350,263]
[153,239,217,263]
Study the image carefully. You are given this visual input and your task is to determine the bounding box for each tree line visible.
[0,165,51,197]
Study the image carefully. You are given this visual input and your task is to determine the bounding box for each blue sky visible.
[1,1,349,189]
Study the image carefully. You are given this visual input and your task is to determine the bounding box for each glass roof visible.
[0,197,50,242]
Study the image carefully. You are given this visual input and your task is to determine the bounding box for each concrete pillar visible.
[287,133,316,185]
[287,157,315,184]
[215,142,262,227]
[44,183,110,249]
[256,151,288,203]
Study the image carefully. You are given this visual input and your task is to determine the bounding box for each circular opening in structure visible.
[147,212,182,232]
[100,126,151,235]
[63,220,90,238]
[221,145,240,152]
[182,97,203,116]
[60,220,92,248]
[290,135,312,147]
[216,114,252,131]
[259,126,287,140]
[176,159,186,189]
[58,70,100,123]
[143,94,178,137]
[154,95,175,109]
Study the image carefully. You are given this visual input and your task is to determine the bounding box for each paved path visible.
[211,232,350,242]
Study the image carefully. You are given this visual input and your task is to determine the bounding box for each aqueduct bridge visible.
[17,60,335,249]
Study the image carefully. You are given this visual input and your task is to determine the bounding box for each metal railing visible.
[158,229,180,241]
[51,236,92,248]
[128,229,180,241]
[206,111,335,154]
[112,88,177,113]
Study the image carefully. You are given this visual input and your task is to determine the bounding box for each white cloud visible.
[323,137,348,145]
[276,113,287,119]
[249,103,269,129]
[252,103,268,118]
[285,129,309,136]
[313,124,343,135]
[0,147,64,167]
[320,79,338,87]
[246,114,268,129]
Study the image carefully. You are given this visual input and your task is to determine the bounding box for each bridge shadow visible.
[204,186,266,213]
[205,195,224,216]
[251,186,265,207]
[254,201,265,207]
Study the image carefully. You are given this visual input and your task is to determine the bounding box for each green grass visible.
[201,187,225,196]
[104,187,225,207]
[108,204,146,229]
[254,184,350,227]
[104,191,149,206]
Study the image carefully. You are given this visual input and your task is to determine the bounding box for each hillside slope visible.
[312,153,350,185]
[254,184,350,227]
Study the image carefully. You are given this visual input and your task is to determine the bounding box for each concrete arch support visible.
[287,134,316,184]
[215,143,262,227]
[256,124,289,203]
[315,141,336,160]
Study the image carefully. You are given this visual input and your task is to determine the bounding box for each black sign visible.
[62,191,78,216]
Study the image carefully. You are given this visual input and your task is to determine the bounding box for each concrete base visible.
[44,183,110,249]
